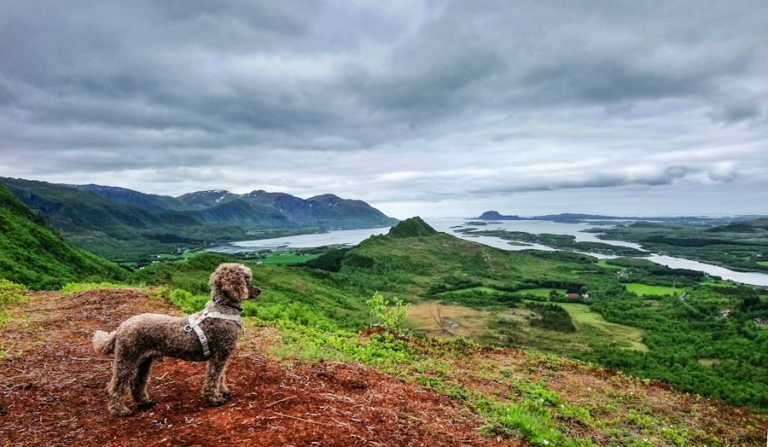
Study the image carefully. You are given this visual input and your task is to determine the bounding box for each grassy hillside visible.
[0,184,127,289]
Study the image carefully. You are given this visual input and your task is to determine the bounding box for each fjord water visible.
[212,226,395,251]
[210,217,768,287]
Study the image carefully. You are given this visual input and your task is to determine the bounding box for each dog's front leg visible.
[217,363,231,397]
[202,353,231,406]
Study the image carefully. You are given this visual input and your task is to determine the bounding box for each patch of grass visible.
[477,398,593,446]
[60,282,134,294]
[756,261,768,267]
[623,283,680,297]
[697,358,721,367]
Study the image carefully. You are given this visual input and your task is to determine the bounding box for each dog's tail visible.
[92,330,117,357]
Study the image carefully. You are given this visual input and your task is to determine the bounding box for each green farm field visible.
[596,260,626,270]
[261,251,322,266]
[624,283,681,296]
[558,303,648,352]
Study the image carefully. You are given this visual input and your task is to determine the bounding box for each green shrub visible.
[0,279,26,308]
[0,279,27,326]
[169,288,209,313]
[271,320,413,366]
[367,291,410,333]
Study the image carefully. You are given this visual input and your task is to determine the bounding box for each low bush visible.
[169,288,209,314]
[0,279,26,308]
[0,279,27,326]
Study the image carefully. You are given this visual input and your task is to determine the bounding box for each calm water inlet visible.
[207,218,768,287]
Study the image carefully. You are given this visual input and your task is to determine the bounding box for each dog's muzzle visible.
[248,284,261,300]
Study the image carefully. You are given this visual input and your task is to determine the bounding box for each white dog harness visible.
[184,308,242,358]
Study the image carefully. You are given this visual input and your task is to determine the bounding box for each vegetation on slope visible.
[0,184,127,289]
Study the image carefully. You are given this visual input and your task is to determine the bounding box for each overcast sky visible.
[1,1,767,218]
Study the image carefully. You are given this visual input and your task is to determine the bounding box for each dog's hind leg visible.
[132,357,156,409]
[108,356,137,417]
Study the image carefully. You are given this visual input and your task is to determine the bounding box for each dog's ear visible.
[210,263,250,301]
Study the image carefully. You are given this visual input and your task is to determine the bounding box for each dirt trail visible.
[0,290,510,447]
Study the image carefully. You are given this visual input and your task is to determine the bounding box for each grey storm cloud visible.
[1,0,767,217]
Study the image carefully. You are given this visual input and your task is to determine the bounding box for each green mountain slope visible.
[0,177,398,262]
[2,177,203,234]
[0,177,243,262]
[73,184,189,212]
[0,184,127,289]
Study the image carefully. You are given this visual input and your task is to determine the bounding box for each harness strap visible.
[184,309,243,358]
[188,315,211,358]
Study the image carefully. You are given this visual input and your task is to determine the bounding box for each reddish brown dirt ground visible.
[0,290,512,447]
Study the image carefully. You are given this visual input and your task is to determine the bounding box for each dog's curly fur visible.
[92,263,261,416]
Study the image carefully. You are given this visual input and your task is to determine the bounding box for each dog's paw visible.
[136,400,156,409]
[205,394,227,407]
[111,407,134,417]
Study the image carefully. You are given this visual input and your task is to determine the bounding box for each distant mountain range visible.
[71,182,397,228]
[475,210,764,224]
[0,177,398,262]
[476,210,630,221]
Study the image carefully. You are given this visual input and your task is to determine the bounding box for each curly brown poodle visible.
[92,263,261,416]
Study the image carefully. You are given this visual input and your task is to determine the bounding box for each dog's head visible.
[209,263,262,303]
